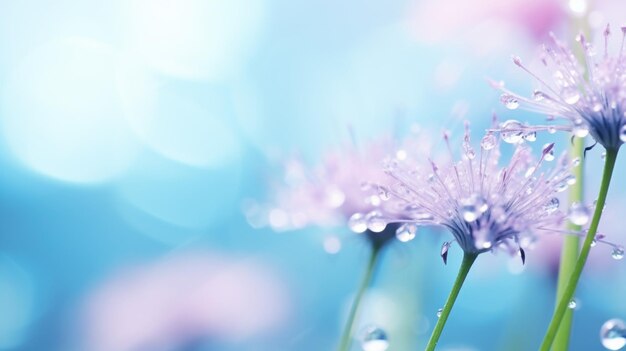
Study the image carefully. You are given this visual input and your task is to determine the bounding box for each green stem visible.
[540,148,618,351]
[336,245,381,351]
[552,137,584,350]
[425,253,478,351]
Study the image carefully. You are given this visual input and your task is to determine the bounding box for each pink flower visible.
[78,252,290,351]
[408,0,565,44]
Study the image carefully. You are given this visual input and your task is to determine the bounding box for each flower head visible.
[493,25,626,151]
[381,121,570,261]
[246,129,433,248]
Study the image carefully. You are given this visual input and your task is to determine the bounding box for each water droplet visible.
[366,211,387,233]
[555,180,569,193]
[568,202,590,226]
[481,133,497,150]
[612,246,625,260]
[500,94,519,109]
[460,194,488,222]
[565,174,577,186]
[349,213,367,233]
[543,143,555,161]
[361,326,389,351]
[396,223,418,242]
[543,198,560,214]
[473,227,492,250]
[620,125,626,142]
[436,308,443,318]
[523,131,537,142]
[600,318,626,350]
[568,298,578,309]
[562,86,581,104]
[491,205,507,223]
[548,126,557,134]
[572,157,581,167]
[573,120,589,137]
[501,120,524,144]
[593,102,603,112]
[378,186,391,201]
[533,90,547,101]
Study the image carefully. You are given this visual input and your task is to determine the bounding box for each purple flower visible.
[380,122,570,261]
[493,25,626,151]
[77,252,289,351]
[246,129,434,247]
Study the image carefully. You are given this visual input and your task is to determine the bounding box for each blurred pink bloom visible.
[78,252,290,351]
[409,0,565,43]
[246,128,434,234]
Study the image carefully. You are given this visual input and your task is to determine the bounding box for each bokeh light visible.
[0,37,140,184]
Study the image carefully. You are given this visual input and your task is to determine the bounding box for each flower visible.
[246,128,433,248]
[409,0,565,44]
[380,121,570,262]
[77,252,289,351]
[493,25,626,151]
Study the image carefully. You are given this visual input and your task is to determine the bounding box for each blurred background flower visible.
[77,252,289,351]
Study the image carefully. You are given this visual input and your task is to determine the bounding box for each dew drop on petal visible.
[573,120,589,137]
[568,298,578,310]
[523,131,537,142]
[593,102,603,112]
[600,318,626,350]
[562,86,581,105]
[361,326,389,351]
[620,125,626,142]
[548,126,557,134]
[378,186,391,201]
[500,94,520,109]
[565,174,577,186]
[543,143,555,161]
[460,194,488,222]
[568,202,590,226]
[480,133,497,150]
[533,90,547,101]
[555,180,570,193]
[349,213,367,233]
[543,198,560,214]
[612,246,625,260]
[395,223,418,242]
[572,157,581,167]
[436,308,443,318]
[501,120,524,144]
[366,211,387,233]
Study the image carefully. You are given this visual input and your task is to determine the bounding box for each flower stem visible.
[336,245,381,351]
[540,148,618,351]
[552,137,584,350]
[425,253,478,351]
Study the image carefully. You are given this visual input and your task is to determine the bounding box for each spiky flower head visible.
[493,25,626,151]
[246,129,432,248]
[379,121,571,262]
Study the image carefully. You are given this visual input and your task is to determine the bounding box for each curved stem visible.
[552,137,584,350]
[425,253,478,351]
[540,148,618,351]
[336,246,381,351]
